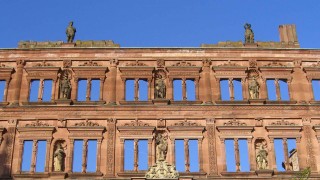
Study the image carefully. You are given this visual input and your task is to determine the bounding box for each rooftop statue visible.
[244,23,254,44]
[66,21,76,43]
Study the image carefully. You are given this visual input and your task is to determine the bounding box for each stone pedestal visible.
[56,99,72,105]
[255,170,274,177]
[61,43,75,47]
[49,172,67,179]
[145,160,179,179]
[244,43,258,47]
[249,99,266,105]
[152,99,170,105]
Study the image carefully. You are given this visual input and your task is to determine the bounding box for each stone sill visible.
[22,101,56,106]
[179,172,207,177]
[68,172,103,178]
[72,100,106,105]
[170,100,202,105]
[310,100,320,104]
[13,172,50,178]
[0,102,9,106]
[265,100,297,104]
[220,171,256,177]
[119,100,153,105]
[117,171,147,177]
[215,100,249,105]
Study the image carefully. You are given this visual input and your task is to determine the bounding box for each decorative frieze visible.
[224,119,247,126]
[79,60,101,66]
[74,119,100,127]
[25,120,50,127]
[173,119,199,126]
[123,119,150,127]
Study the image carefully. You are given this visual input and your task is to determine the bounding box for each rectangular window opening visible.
[0,80,6,102]
[279,79,290,100]
[220,79,230,100]
[29,79,40,102]
[186,79,196,101]
[125,79,135,101]
[21,140,33,172]
[138,79,148,101]
[173,79,183,101]
[274,139,285,171]
[312,79,320,101]
[86,140,97,172]
[238,139,250,172]
[225,139,236,172]
[124,139,134,171]
[266,79,277,100]
[72,140,83,172]
[35,140,47,172]
[175,139,185,172]
[138,140,148,170]
[77,79,87,101]
[90,79,100,101]
[233,79,243,100]
[189,139,199,172]
[42,79,53,102]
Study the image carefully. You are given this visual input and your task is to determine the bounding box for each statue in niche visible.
[53,143,66,172]
[256,140,268,170]
[59,72,71,99]
[156,134,168,161]
[249,77,260,99]
[244,23,254,44]
[155,75,166,99]
[66,21,76,43]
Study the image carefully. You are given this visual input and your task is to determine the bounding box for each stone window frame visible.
[0,66,14,106]
[117,123,155,177]
[265,120,302,173]
[119,66,154,105]
[303,66,320,104]
[24,66,60,105]
[71,66,108,105]
[166,64,202,104]
[216,121,255,176]
[212,64,248,104]
[66,125,105,178]
[167,124,206,176]
[15,125,55,177]
[259,65,296,104]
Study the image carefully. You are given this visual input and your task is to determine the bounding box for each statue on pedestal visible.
[256,144,268,170]
[244,23,254,44]
[249,77,260,99]
[54,143,66,172]
[156,134,168,161]
[59,73,71,99]
[66,21,76,43]
[155,77,166,99]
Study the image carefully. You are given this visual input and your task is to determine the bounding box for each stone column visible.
[148,139,152,166]
[283,138,290,171]
[229,78,234,100]
[171,138,175,166]
[17,140,24,173]
[275,79,281,100]
[242,78,247,100]
[120,139,124,172]
[269,138,277,171]
[109,59,118,104]
[184,139,190,172]
[82,139,88,173]
[198,138,204,172]
[4,80,10,102]
[202,59,212,104]
[220,138,227,171]
[99,78,104,101]
[106,119,116,177]
[234,138,240,172]
[45,140,51,172]
[308,79,314,100]
[247,138,255,171]
[148,79,152,100]
[52,79,57,101]
[30,140,38,173]
[206,119,218,175]
[217,78,221,100]
[13,60,25,105]
[55,78,60,100]
[72,78,78,101]
[260,79,267,100]
[195,79,200,101]
[122,79,126,101]
[38,79,44,102]
[67,139,74,173]
[86,79,91,101]
[134,139,138,171]
[134,79,138,101]
[287,80,293,100]
[168,79,173,100]
[182,78,186,100]
[96,139,102,173]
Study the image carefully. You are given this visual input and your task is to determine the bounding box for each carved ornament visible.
[125,60,148,66]
[173,119,199,126]
[74,119,100,127]
[25,120,50,127]
[224,119,247,126]
[157,59,165,67]
[124,119,150,126]
[218,61,241,67]
[63,60,72,68]
[270,119,297,126]
[79,60,101,66]
[263,61,286,67]
[310,61,320,67]
[172,60,195,67]
[33,61,54,67]
[249,59,257,67]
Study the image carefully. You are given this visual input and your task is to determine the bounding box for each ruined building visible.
[0,24,319,179]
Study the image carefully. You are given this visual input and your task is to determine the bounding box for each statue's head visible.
[69,21,73,26]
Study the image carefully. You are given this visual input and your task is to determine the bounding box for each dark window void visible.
[312,79,320,100]
[233,79,243,100]
[175,139,185,172]
[90,79,100,101]
[186,79,196,101]
[42,79,52,102]
[0,80,6,102]
[21,140,33,172]
[173,79,183,101]
[72,140,83,172]
[138,79,148,101]
[77,79,87,101]
[86,140,97,172]
[138,140,148,170]
[124,139,134,171]
[125,79,135,101]
[29,80,40,102]
[225,139,236,172]
[189,139,199,172]
[220,79,230,100]
[267,79,289,100]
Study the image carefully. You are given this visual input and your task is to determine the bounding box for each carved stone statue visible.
[156,134,168,161]
[59,73,71,99]
[256,143,268,170]
[249,77,259,99]
[66,21,76,43]
[155,78,166,99]
[54,143,66,172]
[244,23,254,44]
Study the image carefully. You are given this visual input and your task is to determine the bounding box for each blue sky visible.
[1,1,320,48]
